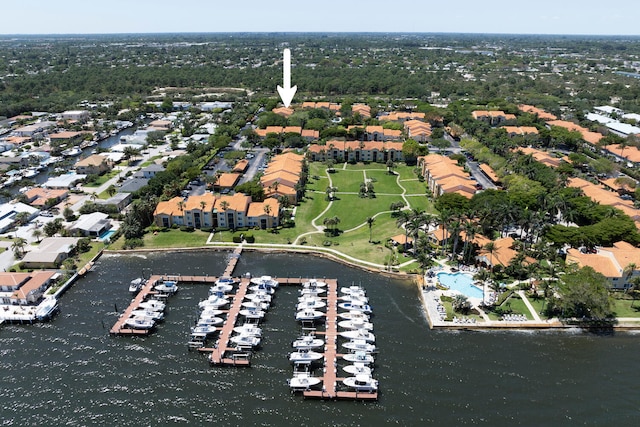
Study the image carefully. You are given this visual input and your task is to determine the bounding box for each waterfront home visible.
[74,154,114,175]
[0,202,39,233]
[566,241,640,289]
[70,212,111,238]
[23,188,69,208]
[21,237,81,269]
[215,193,251,230]
[60,110,90,123]
[0,271,58,305]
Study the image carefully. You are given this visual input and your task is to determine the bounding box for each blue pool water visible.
[98,229,116,242]
[437,272,484,299]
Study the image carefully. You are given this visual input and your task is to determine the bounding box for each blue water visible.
[437,272,484,299]
[98,229,116,242]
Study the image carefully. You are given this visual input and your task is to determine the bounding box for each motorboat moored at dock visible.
[342,351,375,364]
[342,339,377,353]
[288,372,322,391]
[342,374,378,392]
[292,335,324,350]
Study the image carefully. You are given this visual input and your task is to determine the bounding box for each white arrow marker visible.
[277,48,297,108]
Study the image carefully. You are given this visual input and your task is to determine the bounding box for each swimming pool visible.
[437,272,484,299]
[98,229,116,242]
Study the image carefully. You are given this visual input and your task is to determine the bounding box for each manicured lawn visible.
[394,164,420,180]
[327,170,367,193]
[400,179,427,195]
[366,170,402,194]
[318,194,401,230]
[139,229,211,248]
[611,297,640,318]
[343,163,387,171]
[83,170,118,187]
[404,195,436,213]
[526,296,549,319]
[502,295,534,319]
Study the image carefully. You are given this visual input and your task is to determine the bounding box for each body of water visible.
[1,251,639,426]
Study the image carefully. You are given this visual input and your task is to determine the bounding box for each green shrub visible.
[180,226,195,232]
[244,234,255,243]
[200,227,213,233]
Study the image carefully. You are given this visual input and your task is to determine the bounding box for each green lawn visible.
[83,170,118,187]
[400,179,427,195]
[611,297,640,318]
[526,296,549,319]
[366,170,402,194]
[327,170,367,193]
[318,194,402,230]
[404,195,436,213]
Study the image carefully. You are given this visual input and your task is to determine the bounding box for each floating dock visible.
[302,279,378,401]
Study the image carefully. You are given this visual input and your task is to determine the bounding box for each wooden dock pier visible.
[109,275,160,336]
[302,279,378,401]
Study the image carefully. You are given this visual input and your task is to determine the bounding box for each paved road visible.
[466,160,497,190]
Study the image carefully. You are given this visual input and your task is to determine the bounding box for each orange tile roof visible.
[566,249,621,278]
[301,129,319,139]
[11,271,57,300]
[272,107,294,117]
[518,104,557,121]
[472,110,515,120]
[502,126,539,135]
[216,193,251,213]
[184,193,217,211]
[24,187,68,206]
[379,112,426,122]
[604,144,640,163]
[547,120,603,144]
[477,237,528,267]
[154,196,184,216]
[48,131,84,140]
[247,197,280,218]
[283,126,302,134]
[390,234,414,245]
[478,163,499,182]
[232,159,249,173]
[515,147,567,168]
[351,104,371,118]
[217,173,241,188]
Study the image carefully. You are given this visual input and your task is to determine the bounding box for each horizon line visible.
[0,31,639,38]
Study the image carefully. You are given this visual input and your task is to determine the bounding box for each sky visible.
[1,0,639,36]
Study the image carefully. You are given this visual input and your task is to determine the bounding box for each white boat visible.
[239,308,265,319]
[138,300,165,312]
[197,316,224,326]
[245,292,272,304]
[340,329,375,342]
[129,277,146,293]
[343,362,372,376]
[300,287,326,296]
[338,319,374,330]
[302,279,326,288]
[191,325,217,335]
[338,302,372,314]
[230,334,261,348]
[340,285,366,296]
[215,276,236,286]
[154,280,178,294]
[35,297,58,321]
[289,350,323,364]
[338,310,370,321]
[343,351,375,364]
[338,294,369,304]
[250,275,279,289]
[296,298,326,311]
[342,339,377,353]
[233,324,262,337]
[241,300,269,311]
[188,332,207,349]
[295,309,325,321]
[200,308,224,317]
[288,372,322,391]
[131,309,164,321]
[209,283,234,294]
[342,374,378,392]
[61,147,82,157]
[249,284,275,294]
[198,295,230,309]
[23,168,39,178]
[292,335,324,350]
[124,317,155,330]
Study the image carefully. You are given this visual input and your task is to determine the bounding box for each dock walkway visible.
[109,276,160,336]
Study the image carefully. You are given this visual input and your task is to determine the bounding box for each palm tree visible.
[106,185,117,198]
[200,201,207,211]
[11,237,27,258]
[366,216,375,243]
[624,263,637,292]
[325,186,337,201]
[323,216,340,236]
[32,228,43,243]
[219,200,229,211]
[483,241,497,274]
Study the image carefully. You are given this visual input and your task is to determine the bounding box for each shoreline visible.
[103,245,640,332]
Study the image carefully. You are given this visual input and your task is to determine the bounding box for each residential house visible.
[517,104,557,121]
[546,120,603,145]
[471,110,516,125]
[502,126,539,137]
[404,120,432,142]
[272,107,294,118]
[0,271,58,305]
[351,104,371,118]
[70,212,111,237]
[74,154,113,175]
[23,188,68,208]
[566,241,640,289]
[0,202,39,233]
[153,196,187,228]
[49,131,86,145]
[13,121,56,137]
[138,163,165,179]
[476,237,534,268]
[379,112,426,122]
[21,237,81,269]
[183,193,217,229]
[514,147,568,169]
[61,110,90,123]
[94,192,132,212]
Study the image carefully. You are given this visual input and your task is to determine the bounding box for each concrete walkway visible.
[517,290,542,322]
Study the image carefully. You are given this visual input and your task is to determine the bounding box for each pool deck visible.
[421,266,640,330]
